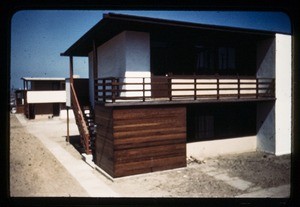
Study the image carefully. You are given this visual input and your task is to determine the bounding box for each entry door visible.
[187,107,214,142]
[195,115,214,139]
[151,76,169,98]
[53,103,60,116]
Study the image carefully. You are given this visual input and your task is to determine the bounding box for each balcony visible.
[26,90,66,104]
[94,75,275,106]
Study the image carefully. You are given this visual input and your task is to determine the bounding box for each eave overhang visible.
[61,12,279,57]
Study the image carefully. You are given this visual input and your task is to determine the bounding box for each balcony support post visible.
[237,75,240,99]
[194,78,197,100]
[217,77,220,100]
[256,78,259,99]
[112,78,117,103]
[168,77,172,101]
[143,78,145,102]
[103,79,106,102]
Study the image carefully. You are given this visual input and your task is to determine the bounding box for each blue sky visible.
[10,10,291,89]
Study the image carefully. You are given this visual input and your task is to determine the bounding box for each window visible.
[187,103,256,142]
[218,47,236,70]
[195,45,214,74]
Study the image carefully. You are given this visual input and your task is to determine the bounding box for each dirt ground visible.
[9,114,290,197]
[9,114,88,197]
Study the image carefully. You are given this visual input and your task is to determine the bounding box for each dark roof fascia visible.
[105,12,279,36]
[21,77,66,82]
[61,12,280,57]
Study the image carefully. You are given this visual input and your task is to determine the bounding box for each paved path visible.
[16,114,118,197]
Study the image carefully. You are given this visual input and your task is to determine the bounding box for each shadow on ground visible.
[66,135,85,154]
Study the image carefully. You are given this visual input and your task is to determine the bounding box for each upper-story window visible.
[218,47,236,71]
[195,45,236,75]
[195,45,214,74]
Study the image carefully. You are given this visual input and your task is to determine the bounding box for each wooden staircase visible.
[70,83,95,155]
[82,106,96,155]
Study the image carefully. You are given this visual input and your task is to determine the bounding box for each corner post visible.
[69,56,74,84]
[66,107,69,143]
[67,56,73,144]
[93,40,98,80]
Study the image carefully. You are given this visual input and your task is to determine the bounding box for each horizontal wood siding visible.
[94,104,114,177]
[113,106,186,177]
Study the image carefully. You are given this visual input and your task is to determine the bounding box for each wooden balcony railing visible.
[94,75,275,104]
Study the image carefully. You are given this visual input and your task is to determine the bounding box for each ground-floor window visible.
[187,102,256,142]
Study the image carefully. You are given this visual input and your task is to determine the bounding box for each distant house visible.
[17,77,67,119]
[61,13,291,178]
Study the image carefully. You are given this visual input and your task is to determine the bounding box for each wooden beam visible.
[69,56,74,84]
[66,107,70,143]
[93,40,98,79]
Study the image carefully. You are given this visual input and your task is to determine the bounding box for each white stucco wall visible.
[256,37,276,153]
[97,32,127,78]
[92,31,151,99]
[26,91,66,103]
[256,34,292,155]
[124,31,150,72]
[275,34,292,155]
[257,102,275,153]
[187,136,257,158]
[96,30,151,77]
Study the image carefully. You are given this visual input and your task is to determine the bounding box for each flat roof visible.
[21,77,66,81]
[61,13,278,57]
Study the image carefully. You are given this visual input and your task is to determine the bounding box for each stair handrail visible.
[70,83,91,154]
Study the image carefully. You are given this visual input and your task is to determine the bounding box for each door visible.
[151,76,169,98]
[53,103,60,116]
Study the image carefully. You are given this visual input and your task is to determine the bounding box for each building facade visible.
[61,13,291,178]
[18,77,67,119]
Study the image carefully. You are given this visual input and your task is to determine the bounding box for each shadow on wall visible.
[256,37,275,78]
[256,101,275,153]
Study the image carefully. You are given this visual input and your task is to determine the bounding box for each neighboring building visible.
[18,77,67,119]
[61,13,291,178]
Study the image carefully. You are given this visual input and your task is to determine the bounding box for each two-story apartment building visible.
[18,77,67,119]
[61,13,291,178]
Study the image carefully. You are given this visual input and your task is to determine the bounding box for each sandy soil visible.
[10,114,88,197]
[104,152,290,197]
[9,114,290,197]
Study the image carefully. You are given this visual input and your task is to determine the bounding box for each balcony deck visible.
[94,75,275,106]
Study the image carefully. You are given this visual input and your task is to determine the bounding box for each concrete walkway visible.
[16,114,118,197]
